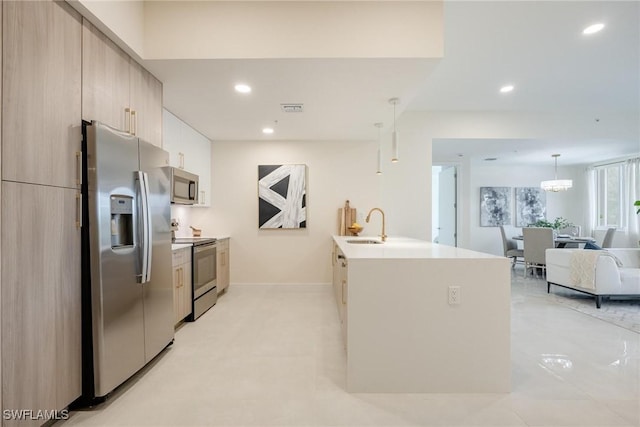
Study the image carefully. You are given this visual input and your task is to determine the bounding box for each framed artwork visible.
[480,187,511,226]
[515,187,546,227]
[258,164,307,229]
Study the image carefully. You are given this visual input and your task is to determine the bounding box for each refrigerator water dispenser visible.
[110,195,133,248]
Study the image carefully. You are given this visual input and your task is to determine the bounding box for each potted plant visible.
[635,200,640,214]
[532,217,573,230]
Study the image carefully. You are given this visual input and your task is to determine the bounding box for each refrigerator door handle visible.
[142,172,153,281]
[137,171,150,283]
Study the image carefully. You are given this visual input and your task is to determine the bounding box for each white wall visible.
[71,0,145,59]
[188,139,381,284]
[143,1,442,59]
[467,163,586,256]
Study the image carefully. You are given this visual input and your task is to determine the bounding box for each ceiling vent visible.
[280,104,304,113]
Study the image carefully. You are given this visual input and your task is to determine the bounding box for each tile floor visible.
[61,270,640,426]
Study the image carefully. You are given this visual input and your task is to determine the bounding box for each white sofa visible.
[546,248,640,308]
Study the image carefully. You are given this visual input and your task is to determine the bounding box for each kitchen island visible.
[332,236,511,393]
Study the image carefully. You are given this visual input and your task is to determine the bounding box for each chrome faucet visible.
[365,208,387,242]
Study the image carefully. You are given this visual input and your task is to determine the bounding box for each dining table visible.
[513,234,596,248]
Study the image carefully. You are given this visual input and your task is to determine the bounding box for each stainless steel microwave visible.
[168,167,199,204]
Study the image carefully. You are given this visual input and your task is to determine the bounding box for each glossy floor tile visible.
[60,272,640,426]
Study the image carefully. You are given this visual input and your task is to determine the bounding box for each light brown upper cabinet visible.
[82,19,130,134]
[82,19,162,147]
[2,0,82,189]
[130,60,163,148]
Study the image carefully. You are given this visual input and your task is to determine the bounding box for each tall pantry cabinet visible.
[0,2,165,425]
[1,1,82,426]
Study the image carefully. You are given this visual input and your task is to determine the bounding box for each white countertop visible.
[171,243,192,251]
[333,235,504,260]
[171,235,230,251]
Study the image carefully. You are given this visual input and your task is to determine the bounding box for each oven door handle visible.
[194,243,216,253]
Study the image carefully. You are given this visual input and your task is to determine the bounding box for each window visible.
[595,163,625,229]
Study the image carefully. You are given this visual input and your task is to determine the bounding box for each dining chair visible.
[601,227,616,248]
[523,227,555,277]
[557,225,582,248]
[557,225,581,237]
[499,225,523,267]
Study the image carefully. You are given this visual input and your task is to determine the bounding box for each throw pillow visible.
[584,241,603,250]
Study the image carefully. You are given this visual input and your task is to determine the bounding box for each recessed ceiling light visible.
[234,84,251,94]
[583,23,605,35]
[500,85,514,93]
[262,127,274,134]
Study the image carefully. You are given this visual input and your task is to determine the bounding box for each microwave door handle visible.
[143,172,153,282]
[189,181,196,201]
[136,171,149,283]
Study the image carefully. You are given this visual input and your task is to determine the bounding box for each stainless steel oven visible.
[174,237,218,320]
[191,240,217,319]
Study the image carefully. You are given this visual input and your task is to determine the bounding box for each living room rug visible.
[548,289,640,333]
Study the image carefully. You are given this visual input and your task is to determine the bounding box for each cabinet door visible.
[162,109,183,167]
[82,19,130,132]
[183,260,192,317]
[190,131,211,206]
[332,245,344,313]
[173,264,182,325]
[0,2,4,416]
[217,249,228,294]
[130,60,163,147]
[340,261,348,349]
[180,121,211,206]
[2,182,81,424]
[216,240,229,294]
[2,1,82,189]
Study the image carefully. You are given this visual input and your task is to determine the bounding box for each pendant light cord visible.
[393,101,396,132]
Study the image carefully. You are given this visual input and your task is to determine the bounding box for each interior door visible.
[438,166,457,246]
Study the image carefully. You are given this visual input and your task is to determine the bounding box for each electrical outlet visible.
[448,286,461,305]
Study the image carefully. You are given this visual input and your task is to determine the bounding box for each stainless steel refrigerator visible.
[80,121,173,402]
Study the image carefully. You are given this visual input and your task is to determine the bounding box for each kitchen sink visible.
[346,239,382,244]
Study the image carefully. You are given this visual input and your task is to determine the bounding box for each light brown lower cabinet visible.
[216,239,230,294]
[172,248,192,325]
[332,245,348,349]
[1,182,81,426]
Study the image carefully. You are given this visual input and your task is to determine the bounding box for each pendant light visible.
[374,122,383,175]
[541,154,573,192]
[389,98,400,162]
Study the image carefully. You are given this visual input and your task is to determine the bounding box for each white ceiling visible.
[432,137,637,167]
[145,58,438,141]
[143,1,640,164]
[419,1,640,166]
[410,1,640,113]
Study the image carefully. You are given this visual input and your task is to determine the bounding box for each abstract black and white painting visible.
[258,164,307,229]
[480,187,511,227]
[515,187,546,227]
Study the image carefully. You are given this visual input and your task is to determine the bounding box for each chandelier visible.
[541,154,572,192]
